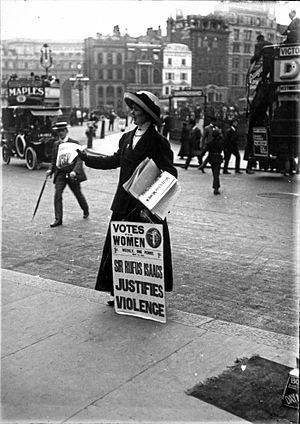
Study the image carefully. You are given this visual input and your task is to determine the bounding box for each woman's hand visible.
[77,149,88,161]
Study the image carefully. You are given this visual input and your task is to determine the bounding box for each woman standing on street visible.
[77,91,177,306]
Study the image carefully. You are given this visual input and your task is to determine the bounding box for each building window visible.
[180,73,187,80]
[106,69,112,80]
[233,43,240,53]
[98,86,103,98]
[128,51,135,60]
[232,74,239,86]
[107,53,113,65]
[117,86,123,98]
[243,59,250,69]
[182,58,186,65]
[116,53,122,65]
[165,87,169,95]
[166,72,174,80]
[141,68,148,84]
[153,53,159,60]
[98,69,103,79]
[117,69,122,79]
[107,86,114,98]
[98,53,103,64]
[244,30,252,41]
[153,69,160,84]
[233,29,240,40]
[212,37,218,48]
[232,57,240,69]
[208,92,214,103]
[244,44,251,54]
[168,58,172,65]
[128,68,135,83]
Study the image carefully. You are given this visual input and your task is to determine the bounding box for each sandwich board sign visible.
[111,221,166,323]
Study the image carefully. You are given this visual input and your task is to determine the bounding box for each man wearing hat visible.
[250,34,272,64]
[46,122,89,227]
[223,119,243,174]
[77,91,177,306]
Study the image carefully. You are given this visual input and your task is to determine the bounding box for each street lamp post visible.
[69,64,89,126]
[40,43,53,78]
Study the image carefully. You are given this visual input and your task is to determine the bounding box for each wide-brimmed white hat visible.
[124,91,161,125]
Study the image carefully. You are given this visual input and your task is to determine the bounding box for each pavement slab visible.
[1,269,298,424]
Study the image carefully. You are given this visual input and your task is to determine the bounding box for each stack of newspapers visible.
[123,157,181,220]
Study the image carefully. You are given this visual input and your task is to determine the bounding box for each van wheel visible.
[15,134,27,158]
[2,146,11,164]
[25,146,38,170]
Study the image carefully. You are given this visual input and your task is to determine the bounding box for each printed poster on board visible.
[111,221,166,323]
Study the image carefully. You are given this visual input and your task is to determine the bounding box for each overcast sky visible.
[1,0,300,41]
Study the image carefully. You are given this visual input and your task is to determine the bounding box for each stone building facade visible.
[84,32,126,115]
[214,1,279,103]
[125,40,163,99]
[166,1,280,104]
[1,6,287,113]
[162,43,192,97]
[166,14,230,104]
[84,27,164,115]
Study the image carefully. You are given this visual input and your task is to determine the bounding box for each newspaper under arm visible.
[123,157,181,220]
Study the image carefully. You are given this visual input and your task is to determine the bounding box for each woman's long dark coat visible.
[84,124,177,294]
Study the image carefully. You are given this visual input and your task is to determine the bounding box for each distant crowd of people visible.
[175,115,299,195]
[176,116,248,195]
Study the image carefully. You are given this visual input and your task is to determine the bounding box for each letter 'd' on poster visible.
[111,221,166,323]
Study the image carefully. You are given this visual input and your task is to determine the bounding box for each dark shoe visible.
[50,220,62,228]
[83,211,89,219]
[235,171,243,174]
[214,189,220,195]
[107,300,114,307]
[246,169,255,174]
[223,171,231,174]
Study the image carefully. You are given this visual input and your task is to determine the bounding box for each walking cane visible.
[32,174,49,221]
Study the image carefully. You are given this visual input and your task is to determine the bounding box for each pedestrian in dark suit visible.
[46,122,89,227]
[223,119,243,174]
[177,122,189,159]
[250,34,272,64]
[108,110,116,131]
[162,112,170,139]
[184,119,202,169]
[77,91,177,306]
[197,116,218,172]
[200,128,224,194]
